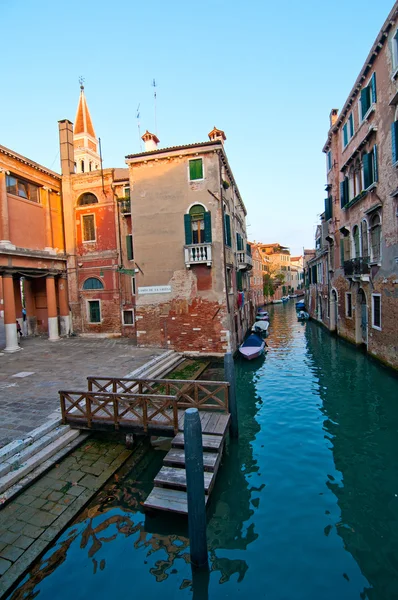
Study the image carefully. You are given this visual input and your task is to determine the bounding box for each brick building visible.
[0,145,68,352]
[307,2,398,370]
[249,243,265,309]
[125,128,252,354]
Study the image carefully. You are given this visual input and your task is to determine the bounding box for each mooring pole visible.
[224,352,238,438]
[184,407,208,568]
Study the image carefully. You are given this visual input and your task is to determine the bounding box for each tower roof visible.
[74,85,96,138]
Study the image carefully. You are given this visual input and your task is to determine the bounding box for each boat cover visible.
[241,334,264,348]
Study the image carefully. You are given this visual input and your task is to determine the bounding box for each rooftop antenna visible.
[152,78,157,135]
[136,104,142,151]
[79,75,85,90]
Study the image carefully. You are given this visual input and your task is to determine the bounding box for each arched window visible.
[83,277,104,290]
[184,205,212,245]
[353,225,360,258]
[361,220,369,258]
[77,193,98,206]
[81,160,85,173]
[370,213,381,262]
[348,166,355,201]
[89,162,92,172]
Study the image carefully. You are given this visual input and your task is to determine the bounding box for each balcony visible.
[184,243,212,267]
[343,257,370,277]
[237,251,253,270]
[119,198,131,215]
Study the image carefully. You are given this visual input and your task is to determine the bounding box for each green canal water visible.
[9,303,398,600]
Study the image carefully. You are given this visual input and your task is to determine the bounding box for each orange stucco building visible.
[0,145,68,352]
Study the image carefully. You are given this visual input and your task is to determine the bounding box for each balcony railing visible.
[237,251,253,270]
[184,243,212,267]
[343,257,370,277]
[119,198,131,215]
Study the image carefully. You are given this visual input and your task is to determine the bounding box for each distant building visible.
[259,243,291,300]
[0,145,67,352]
[290,256,304,292]
[307,2,398,370]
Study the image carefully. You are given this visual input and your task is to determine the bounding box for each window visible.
[340,176,349,208]
[361,220,369,258]
[362,146,378,189]
[236,233,244,251]
[348,113,354,138]
[189,158,203,181]
[324,196,333,220]
[6,175,39,203]
[78,193,98,206]
[371,294,381,330]
[345,293,352,318]
[353,225,360,258]
[359,73,376,121]
[126,234,133,260]
[124,186,130,199]
[224,213,231,247]
[392,29,398,70]
[327,151,332,172]
[391,120,398,164]
[83,277,104,290]
[82,214,95,242]
[370,213,381,262]
[226,268,232,293]
[132,276,136,295]
[89,162,92,172]
[342,123,348,148]
[88,300,100,323]
[81,160,85,173]
[123,310,134,325]
[184,205,212,245]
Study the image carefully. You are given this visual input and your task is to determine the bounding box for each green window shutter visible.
[225,214,231,247]
[340,180,346,208]
[371,72,377,104]
[343,124,348,147]
[246,243,251,256]
[126,235,133,261]
[349,113,354,137]
[373,145,378,183]
[392,121,398,163]
[363,152,371,188]
[189,159,203,180]
[184,214,192,245]
[340,239,345,266]
[204,211,212,243]
[361,87,370,118]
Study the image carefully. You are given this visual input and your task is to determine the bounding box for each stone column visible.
[24,279,37,336]
[0,170,13,249]
[58,274,70,336]
[3,272,20,352]
[46,274,59,341]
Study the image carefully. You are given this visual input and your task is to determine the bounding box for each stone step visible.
[172,432,223,453]
[144,487,209,515]
[163,447,221,472]
[0,424,73,478]
[154,466,214,493]
[0,429,82,495]
[0,417,63,464]
[0,431,90,505]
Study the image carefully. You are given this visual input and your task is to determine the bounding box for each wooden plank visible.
[199,412,212,431]
[172,432,223,453]
[154,467,214,493]
[144,487,208,515]
[203,412,221,435]
[163,448,218,471]
[214,413,231,436]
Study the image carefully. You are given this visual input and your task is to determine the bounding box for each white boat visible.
[239,333,266,360]
[289,294,297,298]
[251,320,269,336]
[281,296,289,302]
[297,310,310,321]
[273,299,283,304]
[256,310,269,321]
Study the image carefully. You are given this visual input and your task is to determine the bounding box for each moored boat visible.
[296,301,305,311]
[239,333,266,360]
[281,296,289,302]
[251,320,269,336]
[297,310,310,321]
[273,299,283,304]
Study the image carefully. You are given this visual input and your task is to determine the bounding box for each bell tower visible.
[73,79,101,174]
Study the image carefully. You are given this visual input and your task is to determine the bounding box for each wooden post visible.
[224,353,238,438]
[184,407,208,568]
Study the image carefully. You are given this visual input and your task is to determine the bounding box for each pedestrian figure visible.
[16,320,23,338]
[22,307,26,321]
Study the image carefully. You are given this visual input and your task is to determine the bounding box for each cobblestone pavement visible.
[0,436,134,596]
[0,335,164,448]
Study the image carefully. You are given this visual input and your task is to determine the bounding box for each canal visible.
[8,302,398,600]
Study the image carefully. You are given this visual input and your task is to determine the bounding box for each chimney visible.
[141,130,160,152]
[58,120,75,175]
[329,109,339,128]
[208,127,226,144]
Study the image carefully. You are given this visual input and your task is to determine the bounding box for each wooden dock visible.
[59,375,231,516]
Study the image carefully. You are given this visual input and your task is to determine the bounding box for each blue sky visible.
[1,0,395,254]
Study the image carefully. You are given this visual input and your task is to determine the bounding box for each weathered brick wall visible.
[368,276,398,370]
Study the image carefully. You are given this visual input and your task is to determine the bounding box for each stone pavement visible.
[0,335,164,448]
[0,436,138,597]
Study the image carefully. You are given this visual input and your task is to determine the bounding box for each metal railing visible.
[343,257,370,276]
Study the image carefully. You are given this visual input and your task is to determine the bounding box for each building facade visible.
[125,128,252,354]
[249,243,265,309]
[290,255,304,293]
[0,145,68,352]
[259,243,291,300]
[308,2,398,370]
